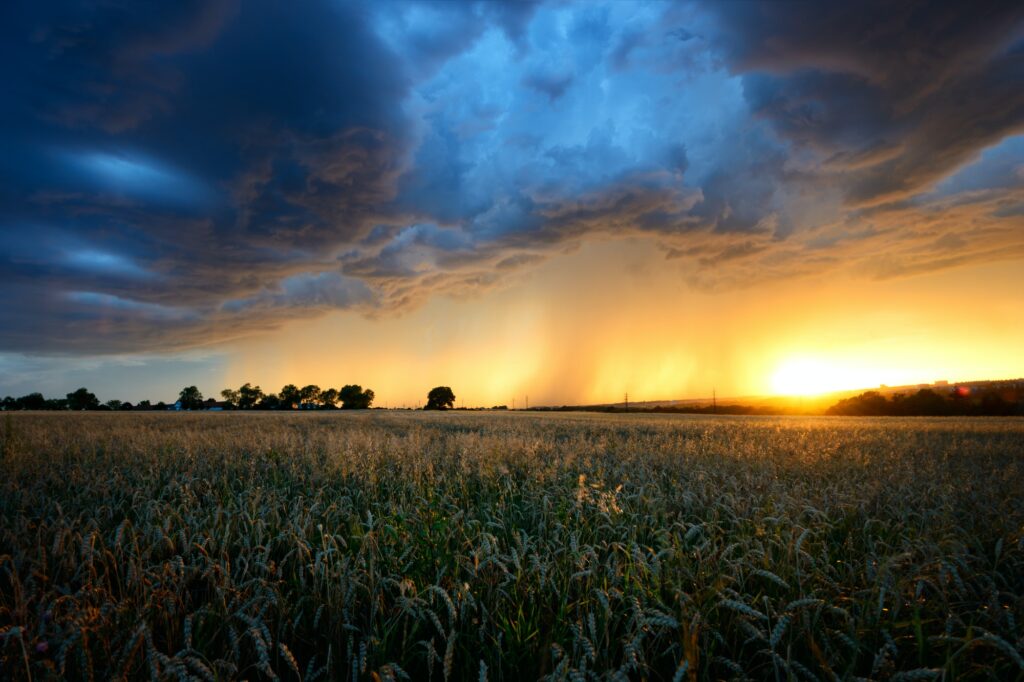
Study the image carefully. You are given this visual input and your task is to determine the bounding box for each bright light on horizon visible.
[770,357,874,396]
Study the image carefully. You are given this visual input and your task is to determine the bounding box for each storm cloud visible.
[710,1,1024,206]
[1,0,1022,354]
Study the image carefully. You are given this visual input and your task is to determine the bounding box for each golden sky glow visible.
[222,239,1024,406]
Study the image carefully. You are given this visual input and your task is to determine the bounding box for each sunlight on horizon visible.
[771,357,882,396]
[215,243,1024,408]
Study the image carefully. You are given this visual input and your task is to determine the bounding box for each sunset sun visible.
[771,358,860,396]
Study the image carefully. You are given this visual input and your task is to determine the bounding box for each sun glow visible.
[770,358,865,396]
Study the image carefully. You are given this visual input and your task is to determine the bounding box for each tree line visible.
[214,383,376,410]
[826,387,1024,416]
[1,384,460,411]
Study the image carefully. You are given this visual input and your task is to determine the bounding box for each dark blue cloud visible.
[707,0,1024,206]
[1,0,412,351]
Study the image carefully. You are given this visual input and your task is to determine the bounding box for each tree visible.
[105,399,123,411]
[979,389,1014,416]
[279,384,301,409]
[826,391,888,416]
[339,384,374,409]
[300,385,321,407]
[425,386,455,411]
[17,393,47,410]
[220,388,240,408]
[320,388,339,409]
[950,385,969,413]
[238,383,264,409]
[258,393,281,410]
[67,387,100,411]
[137,400,152,410]
[178,386,204,410]
[895,389,948,416]
[826,388,967,417]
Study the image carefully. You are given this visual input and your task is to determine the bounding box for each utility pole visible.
[624,392,629,411]
[712,388,717,414]
[525,395,529,410]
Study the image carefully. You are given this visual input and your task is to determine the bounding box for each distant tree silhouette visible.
[339,385,374,409]
[320,388,339,409]
[14,393,47,410]
[300,385,321,407]
[892,389,949,416]
[425,386,455,410]
[950,385,969,413]
[238,383,264,409]
[105,399,123,411]
[178,386,204,410]
[220,388,240,408]
[826,391,889,416]
[279,384,301,409]
[826,387,1023,416]
[979,390,1015,416]
[258,393,281,410]
[66,387,100,411]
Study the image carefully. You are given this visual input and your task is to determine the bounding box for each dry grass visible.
[1,411,1022,680]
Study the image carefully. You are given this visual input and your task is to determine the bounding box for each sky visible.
[1,0,1023,406]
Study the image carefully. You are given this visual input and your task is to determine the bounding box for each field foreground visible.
[1,412,1023,681]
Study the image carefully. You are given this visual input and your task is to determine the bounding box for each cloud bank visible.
[2,0,1022,353]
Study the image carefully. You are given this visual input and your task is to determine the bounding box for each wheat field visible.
[1,412,1022,681]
